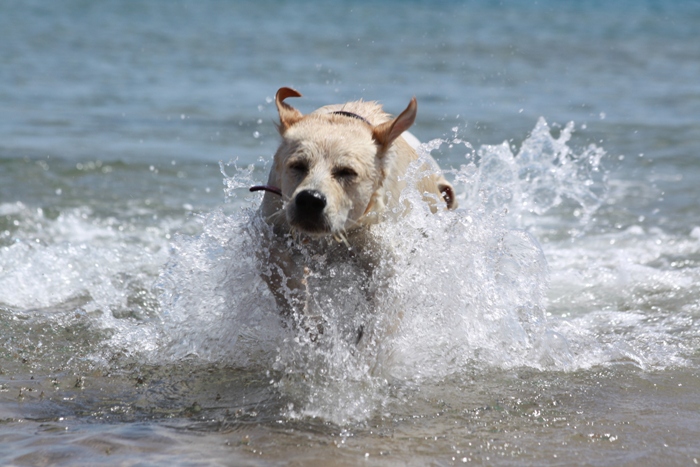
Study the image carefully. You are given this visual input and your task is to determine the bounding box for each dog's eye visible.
[333,167,358,179]
[288,160,308,173]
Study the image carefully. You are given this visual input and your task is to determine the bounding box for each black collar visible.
[331,110,371,126]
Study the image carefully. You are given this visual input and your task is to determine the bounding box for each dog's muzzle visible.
[290,189,330,233]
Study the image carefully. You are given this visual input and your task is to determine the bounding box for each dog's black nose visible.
[295,189,327,213]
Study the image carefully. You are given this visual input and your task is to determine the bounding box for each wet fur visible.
[258,87,456,338]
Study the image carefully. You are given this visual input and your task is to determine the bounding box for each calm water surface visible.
[1,1,700,465]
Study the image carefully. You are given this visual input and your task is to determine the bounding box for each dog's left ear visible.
[439,182,457,210]
[373,97,417,155]
[275,87,304,134]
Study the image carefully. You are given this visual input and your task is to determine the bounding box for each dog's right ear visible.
[275,87,303,134]
[372,97,417,155]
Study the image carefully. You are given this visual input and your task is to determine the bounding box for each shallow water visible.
[2,0,700,465]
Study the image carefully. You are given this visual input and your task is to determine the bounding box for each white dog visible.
[252,87,456,341]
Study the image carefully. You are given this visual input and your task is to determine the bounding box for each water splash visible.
[154,118,615,422]
[442,118,607,234]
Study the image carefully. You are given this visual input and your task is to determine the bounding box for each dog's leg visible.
[259,239,303,316]
[259,238,326,341]
[298,266,325,341]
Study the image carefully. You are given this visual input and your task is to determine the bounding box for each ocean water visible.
[1,0,700,465]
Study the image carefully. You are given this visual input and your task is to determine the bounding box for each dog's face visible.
[278,122,381,234]
[272,87,417,237]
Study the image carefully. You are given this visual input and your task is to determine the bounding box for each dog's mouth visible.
[289,217,332,235]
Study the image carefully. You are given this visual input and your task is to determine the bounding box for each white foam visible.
[0,203,178,362]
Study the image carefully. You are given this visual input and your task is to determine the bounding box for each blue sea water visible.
[1,1,700,465]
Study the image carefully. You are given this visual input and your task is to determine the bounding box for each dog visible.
[252,87,457,342]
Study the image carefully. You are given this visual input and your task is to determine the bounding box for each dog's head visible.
[270,87,418,237]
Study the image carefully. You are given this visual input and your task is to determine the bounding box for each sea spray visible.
[443,118,607,233]
[154,118,611,421]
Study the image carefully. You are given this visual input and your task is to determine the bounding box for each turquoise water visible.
[1,1,700,465]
